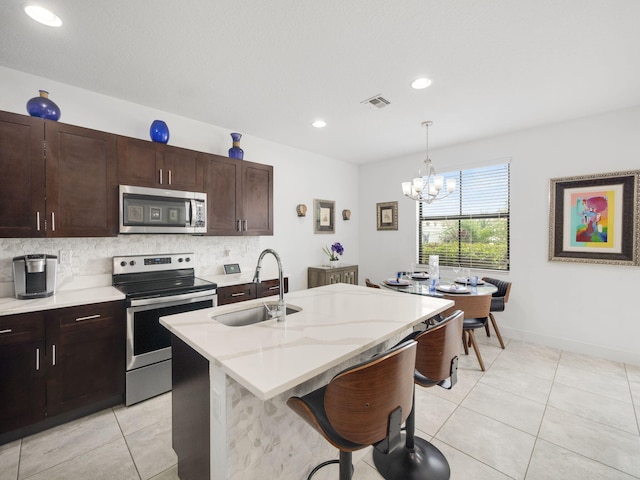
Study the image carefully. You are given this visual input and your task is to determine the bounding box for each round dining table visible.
[380,274,498,297]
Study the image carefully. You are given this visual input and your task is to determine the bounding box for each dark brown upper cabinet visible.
[0,111,118,238]
[200,154,273,236]
[117,136,202,192]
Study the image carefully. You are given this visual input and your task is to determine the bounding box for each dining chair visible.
[287,340,417,480]
[481,277,511,349]
[373,310,463,480]
[365,278,381,288]
[442,294,491,371]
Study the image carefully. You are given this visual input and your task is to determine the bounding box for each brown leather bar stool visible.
[373,310,463,480]
[287,340,417,480]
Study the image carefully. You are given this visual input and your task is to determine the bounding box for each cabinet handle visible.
[0,329,12,334]
[159,169,163,184]
[231,292,246,297]
[242,219,247,231]
[51,212,55,231]
[36,348,40,371]
[236,219,241,232]
[36,211,41,231]
[75,314,101,322]
[268,285,280,291]
[168,170,172,185]
[52,344,56,366]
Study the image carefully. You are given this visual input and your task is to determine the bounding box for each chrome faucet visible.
[253,249,286,322]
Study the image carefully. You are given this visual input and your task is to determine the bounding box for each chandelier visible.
[402,121,455,203]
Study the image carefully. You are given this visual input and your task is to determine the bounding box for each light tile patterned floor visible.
[1,332,640,479]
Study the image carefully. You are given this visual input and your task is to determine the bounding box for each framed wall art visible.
[314,199,335,234]
[376,201,398,231]
[548,170,639,266]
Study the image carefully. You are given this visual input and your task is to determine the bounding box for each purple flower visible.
[323,242,344,260]
[331,242,344,256]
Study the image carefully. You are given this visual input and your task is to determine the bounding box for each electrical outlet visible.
[59,250,71,264]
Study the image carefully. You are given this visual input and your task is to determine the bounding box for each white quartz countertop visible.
[0,286,125,316]
[160,283,454,400]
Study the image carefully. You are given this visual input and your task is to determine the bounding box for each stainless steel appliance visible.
[13,254,57,299]
[119,185,207,234]
[112,253,217,406]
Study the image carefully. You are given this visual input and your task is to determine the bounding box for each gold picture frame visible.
[377,201,398,231]
[314,199,335,234]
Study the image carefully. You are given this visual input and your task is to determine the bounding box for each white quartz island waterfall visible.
[160,283,453,480]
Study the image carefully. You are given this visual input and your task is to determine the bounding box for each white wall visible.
[0,67,359,293]
[360,106,640,365]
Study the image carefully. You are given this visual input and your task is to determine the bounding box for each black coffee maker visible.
[12,254,58,299]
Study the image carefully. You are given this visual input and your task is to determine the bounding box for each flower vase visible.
[329,259,339,268]
[26,90,61,121]
[150,120,170,143]
[228,132,244,159]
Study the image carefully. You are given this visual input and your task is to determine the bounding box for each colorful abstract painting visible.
[569,190,614,247]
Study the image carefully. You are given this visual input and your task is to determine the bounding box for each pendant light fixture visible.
[402,121,455,203]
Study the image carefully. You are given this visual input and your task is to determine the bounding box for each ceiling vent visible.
[361,94,391,109]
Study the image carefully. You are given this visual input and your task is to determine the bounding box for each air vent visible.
[361,94,391,109]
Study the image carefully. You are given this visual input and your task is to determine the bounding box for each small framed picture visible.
[314,199,335,234]
[168,208,179,223]
[377,201,398,231]
[149,207,161,221]
[127,205,144,223]
[223,263,241,274]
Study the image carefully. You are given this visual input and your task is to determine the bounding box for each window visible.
[418,162,510,271]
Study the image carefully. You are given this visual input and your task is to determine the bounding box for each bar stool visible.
[373,310,464,480]
[286,340,417,480]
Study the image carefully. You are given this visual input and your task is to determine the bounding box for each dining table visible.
[380,273,498,297]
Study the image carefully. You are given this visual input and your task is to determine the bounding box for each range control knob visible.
[129,260,136,266]
[120,261,127,267]
[185,257,191,262]
[178,257,183,263]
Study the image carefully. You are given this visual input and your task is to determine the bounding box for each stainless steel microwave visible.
[119,185,207,234]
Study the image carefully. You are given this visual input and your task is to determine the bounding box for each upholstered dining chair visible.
[287,340,417,480]
[365,278,381,288]
[373,310,464,480]
[481,277,511,349]
[442,294,491,371]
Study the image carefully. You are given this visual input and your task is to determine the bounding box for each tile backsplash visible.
[0,235,261,296]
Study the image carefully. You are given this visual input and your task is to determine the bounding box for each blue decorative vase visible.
[26,90,61,121]
[150,120,170,143]
[228,132,244,159]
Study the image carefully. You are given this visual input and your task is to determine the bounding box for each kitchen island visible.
[160,283,453,480]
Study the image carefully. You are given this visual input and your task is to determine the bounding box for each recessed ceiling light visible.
[312,120,326,128]
[411,78,432,90]
[24,5,63,27]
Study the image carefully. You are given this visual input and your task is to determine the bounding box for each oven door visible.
[126,292,217,371]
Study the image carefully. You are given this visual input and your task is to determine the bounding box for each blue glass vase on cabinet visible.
[228,132,244,159]
[150,120,170,143]
[26,90,61,121]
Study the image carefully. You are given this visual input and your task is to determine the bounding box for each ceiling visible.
[2,1,640,165]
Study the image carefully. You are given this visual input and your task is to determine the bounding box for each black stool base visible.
[372,434,450,480]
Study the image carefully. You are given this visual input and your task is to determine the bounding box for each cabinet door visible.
[117,136,161,188]
[241,161,273,236]
[217,283,257,305]
[0,111,46,237]
[201,154,242,236]
[0,312,46,434]
[46,301,125,416]
[342,268,358,285]
[45,121,118,237]
[327,272,342,284]
[162,145,201,191]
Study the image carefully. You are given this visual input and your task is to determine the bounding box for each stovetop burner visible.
[112,253,217,301]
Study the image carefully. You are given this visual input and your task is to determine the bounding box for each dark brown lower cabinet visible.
[217,278,289,306]
[172,334,210,480]
[0,301,125,444]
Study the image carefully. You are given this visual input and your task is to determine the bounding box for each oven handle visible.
[129,290,218,308]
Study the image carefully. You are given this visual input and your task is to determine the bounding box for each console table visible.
[308,264,358,288]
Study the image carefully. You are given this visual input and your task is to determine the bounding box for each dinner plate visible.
[437,284,470,294]
[384,278,411,286]
[411,272,429,280]
[454,277,485,285]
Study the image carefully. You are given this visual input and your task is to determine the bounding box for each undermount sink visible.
[212,303,302,327]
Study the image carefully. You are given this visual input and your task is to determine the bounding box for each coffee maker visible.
[13,254,58,299]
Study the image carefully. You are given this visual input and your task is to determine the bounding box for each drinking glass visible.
[462,268,471,286]
[452,264,461,280]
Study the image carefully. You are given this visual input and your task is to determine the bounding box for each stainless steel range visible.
[112,253,217,406]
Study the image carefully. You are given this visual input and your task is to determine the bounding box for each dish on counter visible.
[410,272,429,280]
[437,284,470,294]
[454,277,485,285]
[384,278,412,286]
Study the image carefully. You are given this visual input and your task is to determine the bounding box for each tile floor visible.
[1,332,640,480]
